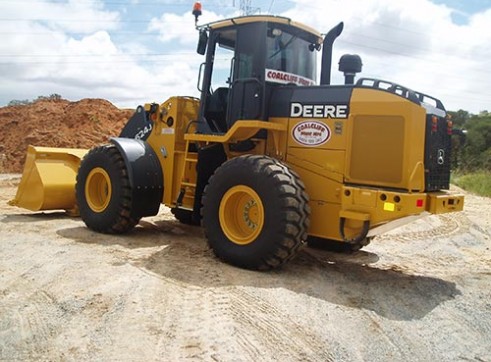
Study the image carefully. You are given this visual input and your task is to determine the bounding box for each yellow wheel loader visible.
[10,14,464,270]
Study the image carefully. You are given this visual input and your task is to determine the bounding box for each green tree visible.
[448,109,470,128]
[460,112,491,171]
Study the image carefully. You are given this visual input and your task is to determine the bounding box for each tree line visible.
[449,110,491,172]
[7,94,62,106]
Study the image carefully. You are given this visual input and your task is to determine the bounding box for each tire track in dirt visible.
[0,254,135,361]
[137,238,337,360]
[229,288,336,361]
[376,213,472,242]
[151,283,335,361]
[0,268,62,361]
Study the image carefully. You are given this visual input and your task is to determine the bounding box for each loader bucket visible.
[9,146,88,214]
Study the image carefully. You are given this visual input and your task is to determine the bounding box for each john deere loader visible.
[10,13,464,270]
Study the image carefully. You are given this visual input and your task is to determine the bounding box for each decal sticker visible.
[135,124,153,140]
[292,121,331,146]
[290,102,349,118]
[265,69,315,86]
[161,128,175,135]
[334,121,343,135]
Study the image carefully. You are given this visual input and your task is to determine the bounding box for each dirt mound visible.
[0,98,134,172]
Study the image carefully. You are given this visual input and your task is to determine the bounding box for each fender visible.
[110,137,163,218]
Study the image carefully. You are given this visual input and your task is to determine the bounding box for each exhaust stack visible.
[320,22,344,85]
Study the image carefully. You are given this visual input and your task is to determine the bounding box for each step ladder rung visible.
[181,182,196,187]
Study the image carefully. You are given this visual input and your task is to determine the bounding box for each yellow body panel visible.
[145,96,200,209]
[346,88,427,191]
[267,88,462,241]
[185,120,286,143]
[9,146,88,214]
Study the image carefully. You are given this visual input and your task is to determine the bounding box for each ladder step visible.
[185,158,198,163]
[181,182,196,187]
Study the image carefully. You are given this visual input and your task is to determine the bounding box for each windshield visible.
[265,27,317,86]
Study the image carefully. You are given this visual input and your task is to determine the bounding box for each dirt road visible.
[1,174,490,361]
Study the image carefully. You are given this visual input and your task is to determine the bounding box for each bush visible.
[7,94,63,107]
[452,172,491,197]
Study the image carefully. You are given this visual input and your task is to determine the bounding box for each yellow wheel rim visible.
[85,167,112,213]
[219,185,264,245]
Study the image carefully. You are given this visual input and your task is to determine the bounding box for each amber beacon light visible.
[192,2,202,25]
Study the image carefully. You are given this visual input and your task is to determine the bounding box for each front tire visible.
[76,144,139,234]
[201,155,310,270]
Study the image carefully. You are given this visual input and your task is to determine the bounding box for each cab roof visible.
[204,15,323,44]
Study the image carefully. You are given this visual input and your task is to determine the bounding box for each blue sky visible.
[1,0,490,113]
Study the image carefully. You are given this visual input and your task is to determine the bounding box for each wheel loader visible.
[10,13,464,270]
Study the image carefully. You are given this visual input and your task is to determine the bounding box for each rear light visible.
[416,199,424,207]
[447,120,453,135]
[431,115,438,132]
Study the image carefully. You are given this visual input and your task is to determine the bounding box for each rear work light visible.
[431,115,438,132]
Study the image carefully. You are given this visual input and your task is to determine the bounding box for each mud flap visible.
[109,138,163,217]
[9,146,88,213]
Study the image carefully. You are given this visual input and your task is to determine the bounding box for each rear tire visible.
[76,144,140,234]
[201,155,310,270]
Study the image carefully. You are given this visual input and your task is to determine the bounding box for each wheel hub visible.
[85,167,112,213]
[219,185,264,245]
[243,199,259,229]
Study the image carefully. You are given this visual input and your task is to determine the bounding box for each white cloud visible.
[281,0,491,112]
[0,0,120,34]
[0,1,228,108]
[0,0,490,113]
[147,10,227,45]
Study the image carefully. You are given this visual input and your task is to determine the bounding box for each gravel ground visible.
[0,176,490,361]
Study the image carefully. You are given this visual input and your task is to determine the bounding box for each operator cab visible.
[196,16,322,134]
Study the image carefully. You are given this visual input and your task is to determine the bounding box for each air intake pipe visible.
[320,22,344,85]
[339,54,363,84]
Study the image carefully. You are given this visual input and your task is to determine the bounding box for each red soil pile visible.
[0,98,133,173]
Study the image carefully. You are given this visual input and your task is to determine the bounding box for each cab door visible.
[227,22,266,128]
[198,22,266,134]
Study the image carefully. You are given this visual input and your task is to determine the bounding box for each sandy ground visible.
[0,174,490,362]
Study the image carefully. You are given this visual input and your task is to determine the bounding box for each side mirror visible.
[197,30,208,55]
